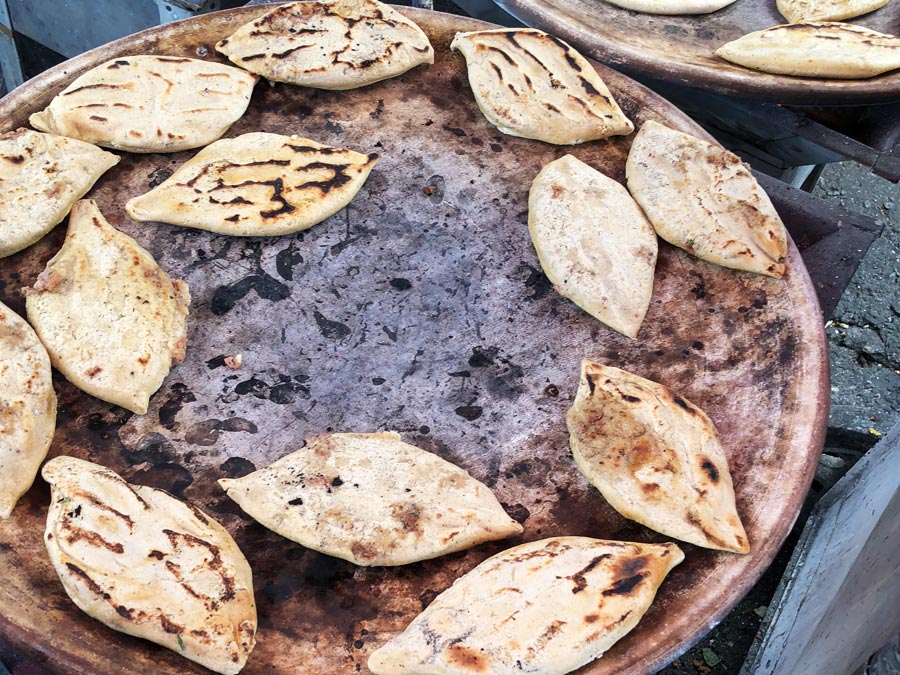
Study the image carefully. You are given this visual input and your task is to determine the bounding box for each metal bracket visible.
[155,0,224,23]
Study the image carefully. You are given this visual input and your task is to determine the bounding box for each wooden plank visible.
[744,422,900,675]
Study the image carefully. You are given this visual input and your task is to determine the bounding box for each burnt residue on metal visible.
[158,382,196,429]
[126,463,193,498]
[147,166,174,188]
[219,457,256,478]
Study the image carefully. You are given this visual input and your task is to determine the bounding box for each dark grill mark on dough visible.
[621,394,641,403]
[65,563,109,599]
[239,159,292,168]
[578,76,601,97]
[563,51,581,72]
[108,60,130,69]
[288,497,303,506]
[155,57,192,63]
[447,643,489,672]
[285,144,339,155]
[586,374,597,395]
[81,494,134,528]
[567,94,604,120]
[602,572,646,596]
[272,44,314,59]
[686,512,728,549]
[391,503,422,534]
[160,615,183,634]
[225,177,295,218]
[3,155,24,164]
[296,161,356,195]
[567,553,611,593]
[673,395,693,413]
[240,53,268,62]
[483,45,516,66]
[116,605,134,619]
[64,526,124,554]
[62,83,129,96]
[504,33,555,78]
[490,62,504,82]
[89,116,108,122]
[225,214,240,222]
[351,541,378,560]
[700,459,720,483]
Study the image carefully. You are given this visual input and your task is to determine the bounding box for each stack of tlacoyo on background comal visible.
[0,1,801,673]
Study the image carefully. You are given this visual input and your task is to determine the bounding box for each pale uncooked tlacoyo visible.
[30,55,257,152]
[0,300,56,519]
[0,128,119,258]
[715,22,900,79]
[776,0,891,23]
[219,431,523,566]
[25,200,190,415]
[601,0,738,14]
[529,154,658,338]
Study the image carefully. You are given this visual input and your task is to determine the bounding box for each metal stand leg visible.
[0,0,24,92]
[411,0,434,7]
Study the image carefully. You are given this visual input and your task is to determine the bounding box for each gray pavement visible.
[814,163,900,439]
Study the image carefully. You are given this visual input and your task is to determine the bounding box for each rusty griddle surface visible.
[494,0,900,105]
[0,6,828,675]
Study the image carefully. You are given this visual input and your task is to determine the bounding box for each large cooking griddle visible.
[0,6,828,675]
[494,0,900,104]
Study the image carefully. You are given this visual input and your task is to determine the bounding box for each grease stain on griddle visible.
[504,458,554,489]
[389,277,412,291]
[83,410,129,445]
[501,501,531,524]
[690,278,707,300]
[275,243,305,281]
[211,274,290,315]
[120,432,175,467]
[147,166,173,188]
[184,417,259,447]
[220,456,256,478]
[232,373,311,404]
[313,310,352,340]
[185,419,222,446]
[128,463,193,497]
[454,405,483,421]
[158,382,197,430]
[518,263,553,300]
[468,346,498,368]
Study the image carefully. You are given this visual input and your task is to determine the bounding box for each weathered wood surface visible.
[744,421,900,675]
